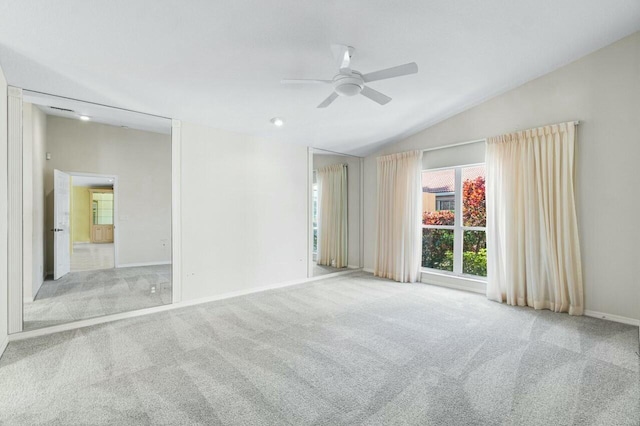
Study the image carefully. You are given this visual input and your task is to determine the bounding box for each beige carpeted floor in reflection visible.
[313,261,347,276]
[3,272,638,425]
[23,265,172,330]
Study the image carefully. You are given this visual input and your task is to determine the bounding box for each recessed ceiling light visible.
[270,117,284,127]
[79,115,91,121]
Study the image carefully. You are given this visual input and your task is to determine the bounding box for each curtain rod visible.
[422,120,580,153]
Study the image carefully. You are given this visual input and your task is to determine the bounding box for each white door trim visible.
[171,119,182,304]
[7,86,23,334]
[66,171,119,267]
[307,147,314,278]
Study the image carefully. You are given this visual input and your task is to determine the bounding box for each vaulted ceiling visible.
[1,0,639,155]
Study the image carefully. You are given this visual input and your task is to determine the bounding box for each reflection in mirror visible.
[21,91,172,330]
[311,148,362,277]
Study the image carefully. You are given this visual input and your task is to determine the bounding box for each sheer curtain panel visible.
[374,150,423,283]
[486,122,584,315]
[317,164,348,268]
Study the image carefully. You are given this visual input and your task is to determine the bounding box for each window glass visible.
[422,169,455,226]
[422,228,454,272]
[462,165,486,227]
[463,230,487,277]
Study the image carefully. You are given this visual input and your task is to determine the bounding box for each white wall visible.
[180,123,308,301]
[364,32,640,320]
[22,103,46,301]
[313,153,361,268]
[45,116,172,270]
[0,65,8,355]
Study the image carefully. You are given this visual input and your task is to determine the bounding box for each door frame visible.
[69,172,119,266]
[7,86,181,334]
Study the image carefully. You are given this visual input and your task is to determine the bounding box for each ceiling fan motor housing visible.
[333,72,364,96]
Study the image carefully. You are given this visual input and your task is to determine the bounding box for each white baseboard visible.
[347,264,360,269]
[116,261,171,268]
[363,268,374,273]
[584,310,640,326]
[420,274,638,326]
[176,268,361,310]
[0,335,8,360]
[9,269,362,342]
[420,271,486,294]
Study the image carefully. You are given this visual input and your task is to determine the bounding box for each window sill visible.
[420,269,486,294]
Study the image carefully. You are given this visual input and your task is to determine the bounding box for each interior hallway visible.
[71,242,115,272]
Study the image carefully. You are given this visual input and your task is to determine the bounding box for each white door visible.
[53,169,71,280]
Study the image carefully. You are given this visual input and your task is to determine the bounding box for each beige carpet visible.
[313,261,346,276]
[24,265,172,330]
[2,272,638,425]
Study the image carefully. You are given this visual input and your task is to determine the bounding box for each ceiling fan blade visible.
[317,92,339,108]
[281,79,332,84]
[361,86,392,105]
[331,44,355,70]
[362,62,418,83]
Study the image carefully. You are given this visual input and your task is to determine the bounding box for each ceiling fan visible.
[281,44,418,108]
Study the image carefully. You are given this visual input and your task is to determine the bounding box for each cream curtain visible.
[374,150,423,283]
[317,164,348,268]
[486,122,584,315]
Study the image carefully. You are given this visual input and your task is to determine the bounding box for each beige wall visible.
[45,116,172,270]
[180,123,308,301]
[0,63,8,353]
[313,153,361,268]
[71,186,91,243]
[364,31,640,320]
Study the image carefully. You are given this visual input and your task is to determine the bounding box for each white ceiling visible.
[1,1,639,155]
[71,175,114,188]
[24,91,171,134]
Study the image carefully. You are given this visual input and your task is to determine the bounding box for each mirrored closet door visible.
[310,148,363,277]
[21,91,173,330]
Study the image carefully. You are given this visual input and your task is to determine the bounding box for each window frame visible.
[421,162,487,280]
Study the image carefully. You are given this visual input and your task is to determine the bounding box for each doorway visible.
[68,173,117,273]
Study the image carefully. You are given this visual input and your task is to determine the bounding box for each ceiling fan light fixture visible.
[335,83,363,97]
[333,74,364,97]
[280,44,418,108]
[270,117,284,127]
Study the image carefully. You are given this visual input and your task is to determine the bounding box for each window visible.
[422,164,486,277]
[435,195,455,211]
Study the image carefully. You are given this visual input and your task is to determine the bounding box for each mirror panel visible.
[21,91,172,330]
[311,148,362,277]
